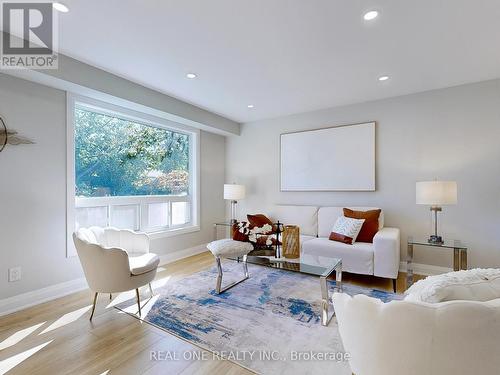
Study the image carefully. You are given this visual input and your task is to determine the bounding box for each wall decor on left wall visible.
[0,115,35,152]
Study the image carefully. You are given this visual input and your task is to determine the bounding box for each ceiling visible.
[55,0,500,123]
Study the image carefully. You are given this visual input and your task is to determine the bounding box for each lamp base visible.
[428,235,443,245]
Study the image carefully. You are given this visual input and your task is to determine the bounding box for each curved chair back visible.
[73,228,130,292]
[333,293,500,375]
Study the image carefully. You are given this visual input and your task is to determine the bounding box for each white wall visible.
[226,79,500,269]
[0,73,225,300]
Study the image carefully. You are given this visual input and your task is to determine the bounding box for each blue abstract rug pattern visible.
[115,261,402,375]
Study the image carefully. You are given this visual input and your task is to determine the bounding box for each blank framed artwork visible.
[280,122,375,191]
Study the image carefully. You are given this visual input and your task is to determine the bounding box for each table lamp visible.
[224,184,245,224]
[416,180,457,244]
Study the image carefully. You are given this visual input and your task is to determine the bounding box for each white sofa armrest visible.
[373,227,400,279]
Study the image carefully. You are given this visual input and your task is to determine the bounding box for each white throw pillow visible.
[330,216,365,244]
[405,268,500,303]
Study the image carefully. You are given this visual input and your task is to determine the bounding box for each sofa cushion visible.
[329,216,365,244]
[232,221,278,249]
[232,221,251,242]
[405,268,500,303]
[343,208,381,243]
[269,205,319,236]
[247,213,273,229]
[302,238,374,275]
[318,206,384,238]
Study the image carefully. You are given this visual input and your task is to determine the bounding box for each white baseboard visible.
[0,244,209,318]
[158,243,208,265]
[399,261,452,276]
[0,277,88,317]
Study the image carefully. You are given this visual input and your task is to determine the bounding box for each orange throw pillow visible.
[343,208,381,243]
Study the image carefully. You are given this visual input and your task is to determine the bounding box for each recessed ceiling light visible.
[186,73,197,79]
[52,2,69,13]
[247,104,254,109]
[363,10,379,21]
[378,75,390,81]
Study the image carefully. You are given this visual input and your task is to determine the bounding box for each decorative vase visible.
[282,225,300,259]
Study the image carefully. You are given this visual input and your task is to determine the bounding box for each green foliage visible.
[75,107,190,197]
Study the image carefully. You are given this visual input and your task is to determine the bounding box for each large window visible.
[67,96,199,248]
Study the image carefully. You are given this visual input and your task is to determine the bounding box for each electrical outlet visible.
[8,267,21,282]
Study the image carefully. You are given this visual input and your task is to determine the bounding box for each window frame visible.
[66,94,200,257]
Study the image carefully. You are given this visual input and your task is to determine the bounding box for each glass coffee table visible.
[230,253,342,326]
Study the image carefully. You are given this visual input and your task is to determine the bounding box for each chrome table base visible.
[320,260,343,326]
[215,255,249,294]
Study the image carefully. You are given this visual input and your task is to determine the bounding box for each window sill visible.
[148,225,200,240]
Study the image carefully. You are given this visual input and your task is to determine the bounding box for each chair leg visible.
[393,278,397,293]
[215,257,223,294]
[135,288,141,316]
[148,283,154,297]
[90,292,98,321]
[242,254,249,278]
[214,255,249,294]
[109,293,112,300]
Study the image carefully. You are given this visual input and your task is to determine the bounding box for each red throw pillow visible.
[247,214,273,227]
[232,221,279,249]
[247,214,274,235]
[343,208,381,243]
[329,232,354,244]
[232,222,251,242]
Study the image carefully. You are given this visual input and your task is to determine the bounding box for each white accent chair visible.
[207,239,254,294]
[73,227,160,320]
[332,292,500,375]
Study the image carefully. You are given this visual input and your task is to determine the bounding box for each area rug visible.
[115,261,403,375]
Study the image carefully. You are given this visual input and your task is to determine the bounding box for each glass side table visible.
[213,221,233,240]
[407,237,467,287]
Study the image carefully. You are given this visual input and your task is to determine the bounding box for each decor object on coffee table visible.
[224,183,245,224]
[407,236,467,287]
[207,238,253,294]
[273,221,284,258]
[282,225,300,258]
[416,180,457,244]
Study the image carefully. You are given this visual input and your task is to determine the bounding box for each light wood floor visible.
[0,252,421,375]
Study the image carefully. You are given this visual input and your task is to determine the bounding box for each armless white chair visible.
[73,227,160,320]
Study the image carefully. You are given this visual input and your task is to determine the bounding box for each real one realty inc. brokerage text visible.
[150,350,351,362]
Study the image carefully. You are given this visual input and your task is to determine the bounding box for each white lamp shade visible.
[416,181,457,205]
[224,184,245,200]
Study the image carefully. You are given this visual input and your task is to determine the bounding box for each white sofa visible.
[333,291,500,375]
[266,205,400,285]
